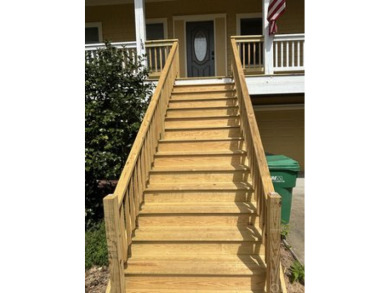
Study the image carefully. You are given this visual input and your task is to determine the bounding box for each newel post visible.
[266,192,282,293]
[103,194,126,293]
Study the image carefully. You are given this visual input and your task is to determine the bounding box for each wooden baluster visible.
[159,47,163,72]
[292,42,295,68]
[119,205,127,261]
[103,194,125,293]
[281,42,284,68]
[124,189,132,246]
[248,42,251,67]
[154,47,158,72]
[148,48,152,71]
[243,43,246,69]
[253,41,256,67]
[286,41,289,68]
[297,42,301,67]
[302,41,304,67]
[275,42,278,68]
[128,178,136,232]
[266,192,282,293]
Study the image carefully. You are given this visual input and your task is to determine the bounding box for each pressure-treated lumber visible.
[104,62,282,291]
[266,192,282,293]
[103,194,125,293]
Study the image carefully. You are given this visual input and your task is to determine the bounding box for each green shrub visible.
[289,260,305,284]
[281,221,290,239]
[85,221,108,269]
[85,42,154,228]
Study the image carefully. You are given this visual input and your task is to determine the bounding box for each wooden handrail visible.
[103,40,179,293]
[114,41,178,204]
[230,37,282,292]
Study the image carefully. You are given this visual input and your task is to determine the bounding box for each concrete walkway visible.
[286,178,304,264]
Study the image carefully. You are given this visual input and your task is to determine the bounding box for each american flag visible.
[267,0,286,35]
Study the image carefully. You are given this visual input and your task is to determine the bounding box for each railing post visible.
[103,194,125,293]
[266,192,282,293]
[262,0,274,74]
[134,0,147,67]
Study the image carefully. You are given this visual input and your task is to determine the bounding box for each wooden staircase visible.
[103,41,283,293]
[125,82,266,292]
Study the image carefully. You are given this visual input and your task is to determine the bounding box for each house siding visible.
[255,108,305,171]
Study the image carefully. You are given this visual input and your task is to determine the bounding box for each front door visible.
[186,21,215,77]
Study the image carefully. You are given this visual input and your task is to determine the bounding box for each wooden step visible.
[163,126,241,139]
[170,91,235,100]
[153,150,248,167]
[138,214,257,227]
[125,275,265,291]
[144,189,255,203]
[166,106,239,118]
[169,98,237,109]
[165,115,240,128]
[158,138,245,152]
[125,256,266,276]
[146,181,252,192]
[148,168,251,184]
[172,83,234,93]
[127,289,264,293]
[140,202,256,214]
[131,239,264,256]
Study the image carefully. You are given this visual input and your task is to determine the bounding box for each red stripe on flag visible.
[267,0,286,34]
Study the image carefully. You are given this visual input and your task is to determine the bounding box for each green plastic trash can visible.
[266,154,300,224]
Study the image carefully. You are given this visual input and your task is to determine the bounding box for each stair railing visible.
[103,40,179,293]
[231,37,282,293]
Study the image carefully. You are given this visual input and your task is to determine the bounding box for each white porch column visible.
[134,0,147,67]
[262,0,274,74]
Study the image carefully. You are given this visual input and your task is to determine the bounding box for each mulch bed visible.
[85,243,304,292]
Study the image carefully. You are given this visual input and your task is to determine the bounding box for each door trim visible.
[173,14,226,77]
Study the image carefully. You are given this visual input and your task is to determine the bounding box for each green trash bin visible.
[266,154,300,224]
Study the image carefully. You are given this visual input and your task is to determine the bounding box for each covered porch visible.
[85,0,304,79]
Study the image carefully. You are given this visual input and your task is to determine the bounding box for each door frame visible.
[173,14,226,77]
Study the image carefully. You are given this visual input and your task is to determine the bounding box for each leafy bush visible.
[85,221,108,269]
[281,221,290,239]
[289,260,305,284]
[85,42,154,228]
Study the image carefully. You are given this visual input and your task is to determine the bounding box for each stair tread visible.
[165,125,240,130]
[125,255,266,275]
[126,288,264,293]
[155,150,246,156]
[159,137,244,142]
[146,182,253,191]
[165,115,240,120]
[133,224,262,241]
[167,105,238,110]
[150,165,249,172]
[140,202,256,214]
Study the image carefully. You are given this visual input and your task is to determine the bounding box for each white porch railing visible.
[85,40,176,76]
[273,33,304,72]
[232,33,305,74]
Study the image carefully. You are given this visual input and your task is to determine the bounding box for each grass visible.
[85,221,108,270]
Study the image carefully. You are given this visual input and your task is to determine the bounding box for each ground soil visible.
[85,244,304,292]
[280,242,305,293]
[85,266,109,293]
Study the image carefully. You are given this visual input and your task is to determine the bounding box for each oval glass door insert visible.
[194,31,207,62]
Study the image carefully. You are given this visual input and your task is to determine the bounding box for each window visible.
[85,23,102,44]
[146,23,165,40]
[240,18,262,35]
